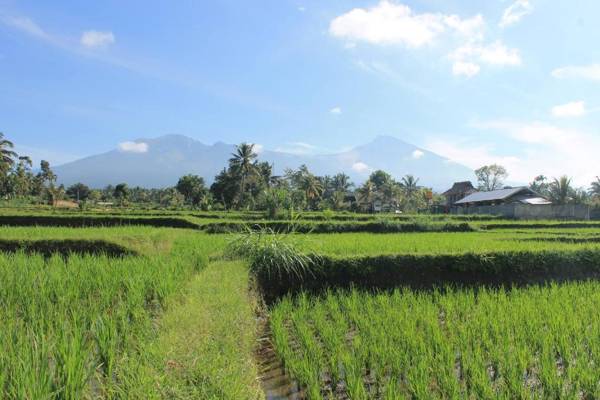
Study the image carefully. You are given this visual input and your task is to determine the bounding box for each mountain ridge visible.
[54,135,475,191]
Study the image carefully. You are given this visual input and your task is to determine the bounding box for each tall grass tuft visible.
[226,227,321,281]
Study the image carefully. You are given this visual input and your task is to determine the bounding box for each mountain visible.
[54,134,474,191]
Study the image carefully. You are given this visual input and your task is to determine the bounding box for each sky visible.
[1,0,599,186]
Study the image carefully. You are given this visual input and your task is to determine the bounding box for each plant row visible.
[205,221,474,234]
[252,248,600,300]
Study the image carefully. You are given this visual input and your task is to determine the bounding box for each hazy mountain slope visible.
[55,134,474,191]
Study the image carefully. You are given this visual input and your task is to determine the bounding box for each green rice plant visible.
[270,282,600,399]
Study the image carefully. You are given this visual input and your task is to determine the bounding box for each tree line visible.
[474,164,599,205]
[2,133,599,211]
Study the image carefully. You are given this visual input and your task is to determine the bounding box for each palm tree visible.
[229,143,258,200]
[357,180,376,212]
[0,133,18,174]
[549,176,573,205]
[300,174,323,203]
[332,173,353,192]
[256,161,274,188]
[331,190,346,211]
[590,176,600,198]
[400,175,420,198]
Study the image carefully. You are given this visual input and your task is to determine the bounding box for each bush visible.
[204,221,475,234]
[0,239,135,258]
[0,215,200,229]
[258,250,600,301]
[226,228,321,281]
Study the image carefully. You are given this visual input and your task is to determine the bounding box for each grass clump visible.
[227,227,321,281]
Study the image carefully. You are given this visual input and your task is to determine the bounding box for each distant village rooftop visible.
[455,186,551,206]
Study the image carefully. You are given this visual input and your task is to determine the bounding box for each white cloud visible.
[478,41,521,65]
[329,1,483,48]
[464,120,600,185]
[298,6,306,12]
[552,65,600,81]
[80,30,115,48]
[1,16,47,38]
[252,143,264,154]
[499,0,533,28]
[351,161,372,174]
[452,61,481,77]
[118,141,148,153]
[330,107,342,115]
[443,14,485,41]
[551,101,586,118]
[275,142,317,155]
[412,149,425,159]
[329,2,524,77]
[427,139,520,173]
[452,41,521,67]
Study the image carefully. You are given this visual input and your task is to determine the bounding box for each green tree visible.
[229,143,258,204]
[12,156,34,197]
[530,175,550,197]
[113,183,129,204]
[176,174,207,206]
[548,176,573,205]
[357,180,376,213]
[330,190,347,211]
[590,177,600,198]
[475,164,508,191]
[38,160,57,187]
[400,175,421,211]
[66,183,91,202]
[210,168,239,209]
[300,173,323,209]
[260,188,290,219]
[160,187,185,208]
[256,162,274,188]
[332,173,353,192]
[0,132,17,174]
[369,170,393,190]
[400,175,419,197]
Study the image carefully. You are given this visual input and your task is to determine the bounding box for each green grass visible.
[0,226,230,255]
[271,283,600,399]
[293,229,600,256]
[3,211,600,399]
[133,261,264,399]
[0,234,231,399]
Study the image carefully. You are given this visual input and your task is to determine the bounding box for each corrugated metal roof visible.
[454,187,529,204]
[519,197,552,205]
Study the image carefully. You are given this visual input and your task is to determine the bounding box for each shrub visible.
[226,228,320,281]
[258,249,600,301]
[204,221,475,234]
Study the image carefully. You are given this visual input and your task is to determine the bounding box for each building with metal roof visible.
[454,186,551,206]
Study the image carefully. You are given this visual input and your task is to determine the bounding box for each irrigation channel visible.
[257,313,305,399]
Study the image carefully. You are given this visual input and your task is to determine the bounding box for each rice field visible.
[0,231,249,399]
[271,283,600,399]
[294,229,600,256]
[2,210,600,399]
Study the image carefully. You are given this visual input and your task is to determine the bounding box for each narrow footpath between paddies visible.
[135,260,264,399]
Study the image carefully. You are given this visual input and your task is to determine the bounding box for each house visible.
[53,200,79,209]
[442,181,478,206]
[454,186,551,207]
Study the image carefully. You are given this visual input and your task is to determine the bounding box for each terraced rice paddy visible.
[270,283,600,399]
[1,209,600,399]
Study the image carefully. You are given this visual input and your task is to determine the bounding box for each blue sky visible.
[1,0,599,186]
